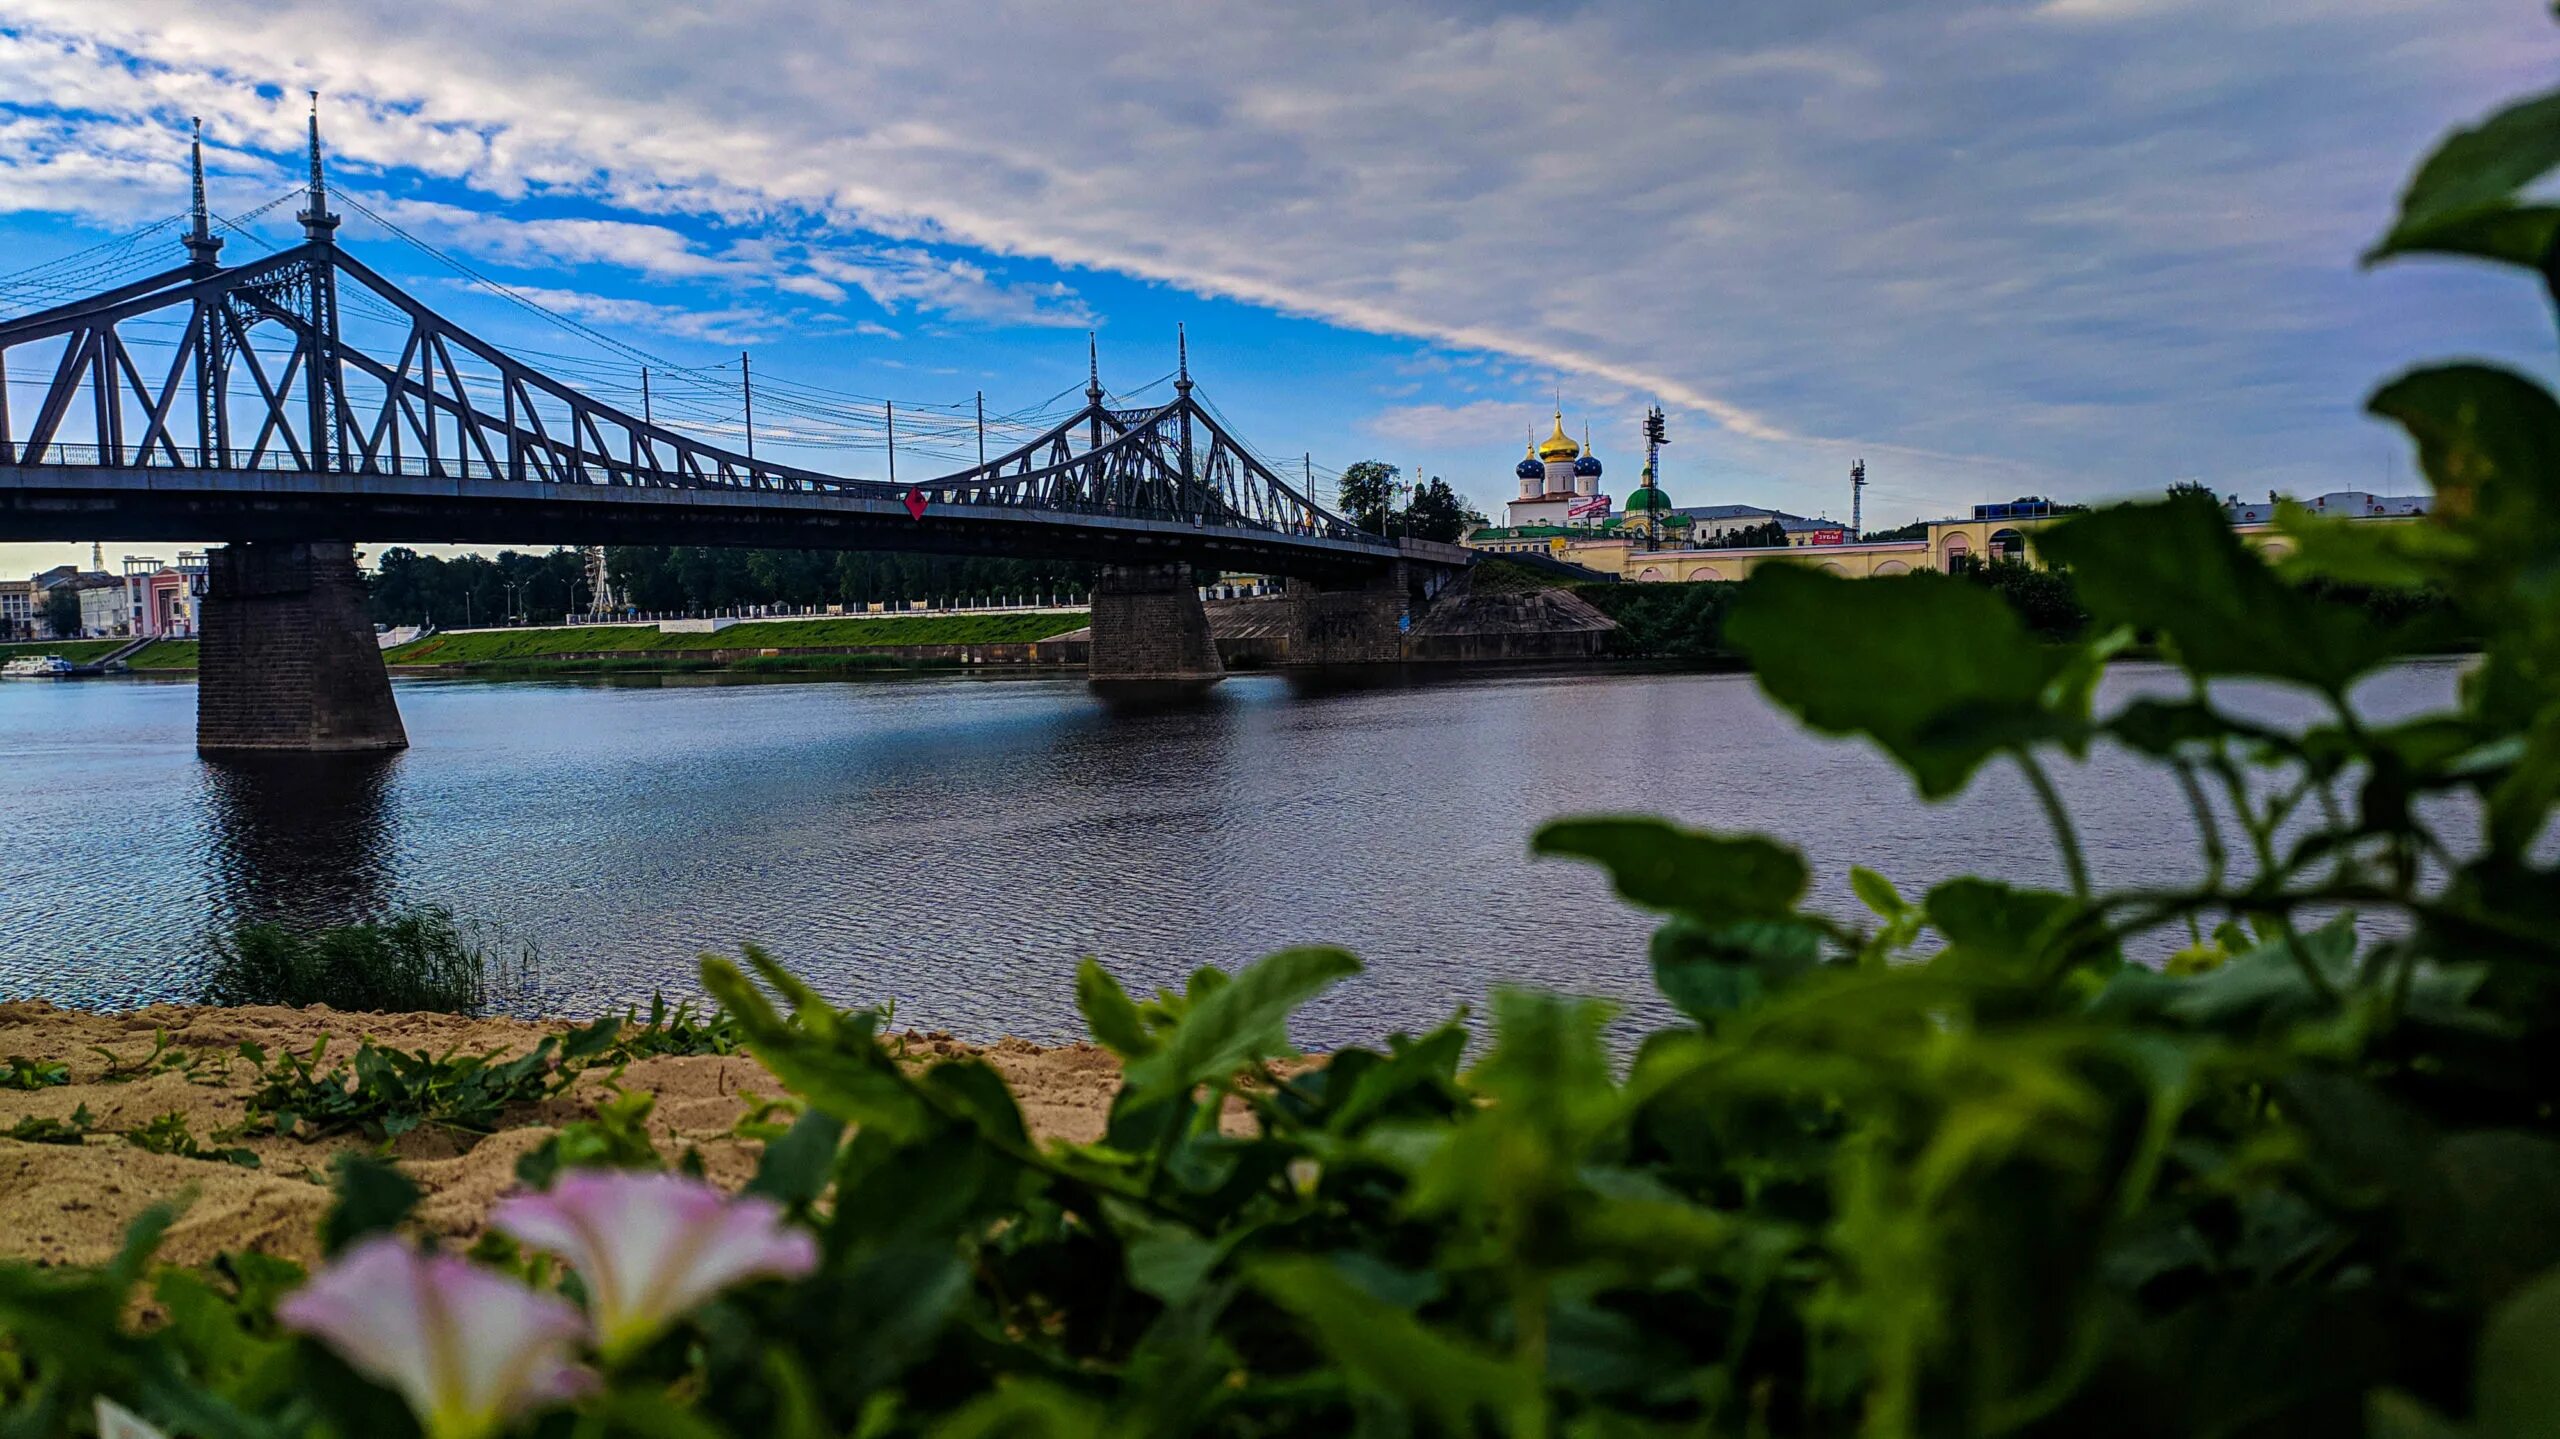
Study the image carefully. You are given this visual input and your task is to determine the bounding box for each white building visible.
[0,580,32,640]
[2224,490,2430,525]
[1505,413,1612,529]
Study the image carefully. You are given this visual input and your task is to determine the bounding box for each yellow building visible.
[1466,488,2430,581]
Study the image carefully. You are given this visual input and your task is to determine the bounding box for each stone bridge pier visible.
[1285,560,1420,664]
[1087,562,1224,681]
[197,540,407,755]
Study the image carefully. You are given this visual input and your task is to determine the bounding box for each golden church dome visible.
[1536,413,1580,462]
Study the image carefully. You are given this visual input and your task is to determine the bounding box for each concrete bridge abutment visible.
[1087,562,1224,681]
[197,540,408,755]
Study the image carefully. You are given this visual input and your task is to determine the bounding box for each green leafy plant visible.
[237,1031,591,1143]
[0,1056,67,1091]
[5,1105,90,1145]
[85,1030,226,1086]
[122,1111,258,1169]
[598,993,747,1062]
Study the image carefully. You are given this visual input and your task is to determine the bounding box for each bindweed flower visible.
[493,1169,819,1360]
[277,1237,594,1439]
[94,1398,166,1439]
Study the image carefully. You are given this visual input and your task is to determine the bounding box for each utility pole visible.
[640,367,652,427]
[1851,459,1868,540]
[1643,405,1668,553]
[740,351,755,461]
[975,390,986,471]
[886,400,897,485]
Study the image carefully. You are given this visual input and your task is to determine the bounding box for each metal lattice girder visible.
[0,237,1370,550]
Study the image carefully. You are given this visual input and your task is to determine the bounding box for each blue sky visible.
[0,0,2553,580]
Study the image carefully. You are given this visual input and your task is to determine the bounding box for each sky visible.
[0,0,2553,579]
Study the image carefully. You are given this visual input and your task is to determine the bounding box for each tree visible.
[1403,477,1474,543]
[2165,479,2220,502]
[1863,520,1930,543]
[1713,519,1789,550]
[1335,460,1399,535]
[42,586,81,639]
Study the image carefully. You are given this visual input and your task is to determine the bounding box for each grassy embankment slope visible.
[382,612,1091,673]
[130,639,198,669]
[0,639,124,664]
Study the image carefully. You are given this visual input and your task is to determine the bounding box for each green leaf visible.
[744,1107,844,1206]
[2371,87,2560,266]
[1924,878,2081,980]
[1533,817,1808,922]
[2367,366,2560,640]
[1850,866,1908,920]
[1648,915,1823,1021]
[702,954,933,1142]
[1251,1256,1539,1434]
[319,1153,419,1256]
[1726,566,2087,798]
[1075,958,1158,1061]
[2270,500,2460,589]
[1121,947,1360,1104]
[919,1058,1029,1148]
[2035,496,2401,693]
[2478,1264,2560,1437]
[925,1380,1106,1439]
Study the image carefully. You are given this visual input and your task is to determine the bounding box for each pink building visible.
[121,553,208,638]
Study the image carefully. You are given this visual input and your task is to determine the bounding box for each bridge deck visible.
[0,464,1433,577]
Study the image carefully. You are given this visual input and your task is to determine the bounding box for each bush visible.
[198,908,502,1014]
[1571,579,1740,659]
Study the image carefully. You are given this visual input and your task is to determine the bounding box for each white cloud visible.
[463,281,776,346]
[0,0,2545,517]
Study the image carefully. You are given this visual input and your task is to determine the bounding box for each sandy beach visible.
[0,1000,1130,1269]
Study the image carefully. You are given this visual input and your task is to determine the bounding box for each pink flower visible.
[492,1170,819,1360]
[278,1238,594,1439]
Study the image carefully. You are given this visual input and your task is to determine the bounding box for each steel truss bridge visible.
[0,167,1400,580]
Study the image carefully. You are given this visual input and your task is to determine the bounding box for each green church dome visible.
[1623,486,1672,513]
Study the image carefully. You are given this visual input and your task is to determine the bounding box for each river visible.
[0,661,2468,1046]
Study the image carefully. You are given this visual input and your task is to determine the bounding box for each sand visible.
[0,1000,1130,1270]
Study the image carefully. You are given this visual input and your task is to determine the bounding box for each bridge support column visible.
[198,541,407,755]
[1288,561,1413,664]
[1088,562,1223,681]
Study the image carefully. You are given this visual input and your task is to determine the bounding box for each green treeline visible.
[365,546,1099,630]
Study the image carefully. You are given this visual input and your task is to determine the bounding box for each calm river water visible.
[0,661,2466,1045]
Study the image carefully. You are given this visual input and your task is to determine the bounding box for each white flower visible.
[492,1170,819,1361]
[93,1398,167,1439]
[277,1238,594,1439]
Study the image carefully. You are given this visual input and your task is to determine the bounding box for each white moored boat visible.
[0,655,77,678]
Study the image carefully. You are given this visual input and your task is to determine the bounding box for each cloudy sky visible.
[0,0,2552,577]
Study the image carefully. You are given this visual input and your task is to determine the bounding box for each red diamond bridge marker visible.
[904,487,928,520]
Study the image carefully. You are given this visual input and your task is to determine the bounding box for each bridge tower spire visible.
[297,92,339,243]
[185,118,229,461]
[1085,331,1104,453]
[296,93,343,472]
[1175,324,1193,488]
[182,118,223,274]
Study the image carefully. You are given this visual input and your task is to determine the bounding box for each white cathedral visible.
[1505,413,1611,528]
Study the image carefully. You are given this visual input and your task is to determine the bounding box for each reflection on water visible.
[205,753,399,932]
[0,661,2471,1043]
